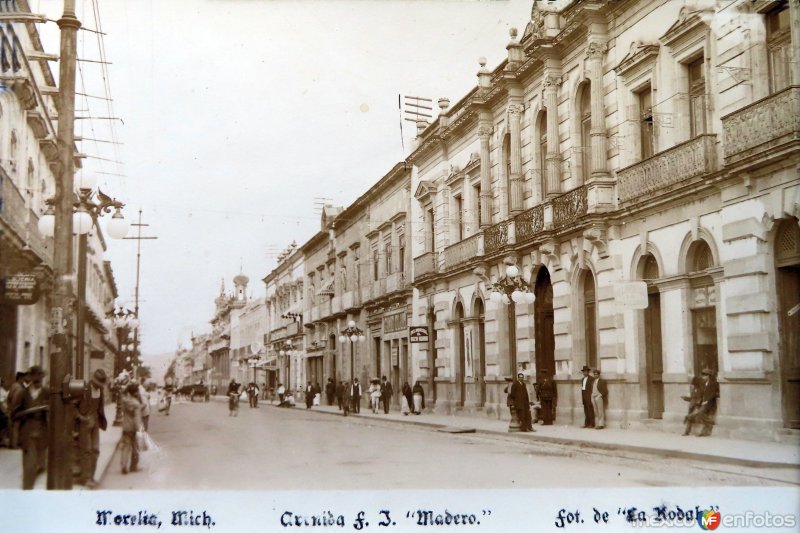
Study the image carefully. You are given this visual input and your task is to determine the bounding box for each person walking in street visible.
[246,382,260,408]
[380,376,393,414]
[580,365,595,428]
[160,375,173,416]
[120,383,143,475]
[412,381,425,415]
[76,369,109,488]
[535,370,557,425]
[277,382,286,405]
[305,381,314,409]
[325,378,336,406]
[369,380,381,414]
[510,372,535,432]
[400,382,413,416]
[227,378,241,416]
[591,369,608,430]
[7,371,30,449]
[12,366,48,489]
[350,378,362,414]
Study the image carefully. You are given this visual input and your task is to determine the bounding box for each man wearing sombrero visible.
[76,369,109,488]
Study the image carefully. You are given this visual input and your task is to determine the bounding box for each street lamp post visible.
[338,320,366,382]
[278,340,294,391]
[105,307,137,426]
[475,257,535,433]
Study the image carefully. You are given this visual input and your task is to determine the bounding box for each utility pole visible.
[124,209,157,379]
[48,0,80,490]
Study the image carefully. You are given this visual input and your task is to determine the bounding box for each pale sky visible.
[33,0,532,362]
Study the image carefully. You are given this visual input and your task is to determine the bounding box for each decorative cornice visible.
[613,41,660,79]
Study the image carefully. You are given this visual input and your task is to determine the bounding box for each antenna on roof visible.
[313,197,333,216]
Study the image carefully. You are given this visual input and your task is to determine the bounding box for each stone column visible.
[543,74,561,197]
[478,114,493,227]
[586,41,608,179]
[508,103,524,214]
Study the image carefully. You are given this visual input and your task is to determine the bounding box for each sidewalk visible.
[0,425,121,490]
[287,401,800,469]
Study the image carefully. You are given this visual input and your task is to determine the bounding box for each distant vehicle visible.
[176,383,210,402]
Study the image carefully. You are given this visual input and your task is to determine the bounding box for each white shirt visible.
[582,376,589,391]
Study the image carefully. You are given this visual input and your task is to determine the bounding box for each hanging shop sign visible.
[1,273,39,305]
[409,326,429,344]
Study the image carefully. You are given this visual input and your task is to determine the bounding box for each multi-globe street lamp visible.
[277,340,296,390]
[105,307,138,426]
[338,320,366,381]
[477,258,536,432]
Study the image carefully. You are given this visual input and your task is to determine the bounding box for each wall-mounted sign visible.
[1,273,39,305]
[409,326,429,344]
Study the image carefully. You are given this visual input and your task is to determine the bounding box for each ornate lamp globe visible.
[349,334,358,342]
[338,335,347,344]
[347,320,356,328]
[106,208,129,239]
[73,209,92,235]
[37,205,55,237]
[506,264,520,278]
[511,290,523,303]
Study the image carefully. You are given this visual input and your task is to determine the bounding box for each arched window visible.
[580,84,592,182]
[583,270,598,370]
[687,240,718,376]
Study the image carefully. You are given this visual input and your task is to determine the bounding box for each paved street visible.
[100,401,795,490]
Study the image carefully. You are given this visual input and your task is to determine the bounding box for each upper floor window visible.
[372,247,379,281]
[579,84,592,180]
[384,237,392,275]
[426,207,435,252]
[638,85,654,160]
[454,194,463,241]
[688,57,706,138]
[538,111,547,178]
[398,234,406,274]
[767,5,791,93]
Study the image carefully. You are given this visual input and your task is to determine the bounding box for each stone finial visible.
[438,97,450,111]
[478,57,491,89]
[509,27,518,40]
[479,57,487,70]
[416,120,428,135]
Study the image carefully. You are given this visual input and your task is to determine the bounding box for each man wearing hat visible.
[580,365,595,428]
[688,368,719,437]
[12,366,48,489]
[76,369,109,488]
[536,369,557,425]
[510,372,535,432]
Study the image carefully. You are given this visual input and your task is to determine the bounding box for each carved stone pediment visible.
[659,6,711,52]
[414,180,436,204]
[614,41,660,80]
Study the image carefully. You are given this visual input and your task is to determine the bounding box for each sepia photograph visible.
[0,0,799,531]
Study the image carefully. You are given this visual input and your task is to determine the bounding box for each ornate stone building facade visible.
[407,0,799,439]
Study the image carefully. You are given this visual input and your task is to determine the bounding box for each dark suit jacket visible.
[700,378,719,404]
[594,377,609,408]
[351,384,361,398]
[381,382,393,399]
[580,375,595,402]
[509,380,530,410]
[77,386,108,431]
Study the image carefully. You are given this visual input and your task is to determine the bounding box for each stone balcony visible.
[484,220,510,255]
[722,86,800,166]
[0,170,53,266]
[514,203,544,245]
[342,290,360,310]
[386,271,407,293]
[413,251,437,277]
[617,134,717,204]
[552,185,588,229]
[443,232,482,271]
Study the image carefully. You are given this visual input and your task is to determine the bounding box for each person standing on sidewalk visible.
[325,378,336,406]
[510,372,535,432]
[305,381,314,409]
[690,368,719,437]
[246,382,260,408]
[12,366,48,489]
[380,376,393,414]
[76,369,109,488]
[400,382,413,415]
[120,383,143,475]
[336,381,345,411]
[536,370,557,425]
[682,376,704,436]
[580,365,595,428]
[342,382,352,417]
[591,369,608,430]
[350,379,362,414]
[7,371,30,449]
[369,380,381,414]
[0,377,9,447]
[412,381,425,415]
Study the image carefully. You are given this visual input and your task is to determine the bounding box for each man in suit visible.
[697,368,719,437]
[536,369,557,425]
[580,365,595,428]
[305,381,314,409]
[350,378,361,413]
[380,376,393,414]
[510,372,535,432]
[76,369,109,488]
[591,369,608,429]
[12,366,48,489]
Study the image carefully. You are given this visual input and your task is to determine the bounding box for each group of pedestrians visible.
[579,366,608,430]
[3,366,49,489]
[329,377,426,416]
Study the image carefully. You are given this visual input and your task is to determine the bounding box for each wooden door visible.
[778,265,800,428]
[534,268,555,377]
[645,291,664,418]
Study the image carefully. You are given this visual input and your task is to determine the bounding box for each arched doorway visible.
[640,254,664,419]
[454,302,466,407]
[775,220,800,428]
[534,267,555,377]
[687,240,718,376]
[474,298,486,406]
